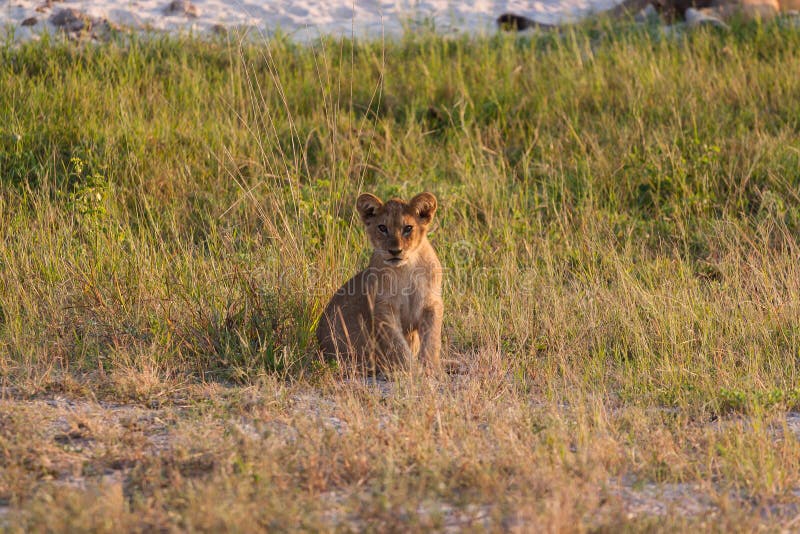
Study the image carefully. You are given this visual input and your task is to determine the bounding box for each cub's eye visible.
[377,224,388,234]
[402,225,413,235]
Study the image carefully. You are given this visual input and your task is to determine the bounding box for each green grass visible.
[2,20,800,530]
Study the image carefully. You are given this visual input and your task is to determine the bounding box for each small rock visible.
[685,8,730,29]
[164,0,199,18]
[634,4,660,23]
[49,8,85,32]
[49,8,108,36]
[497,13,535,31]
[497,13,554,31]
[21,17,38,26]
[92,20,124,41]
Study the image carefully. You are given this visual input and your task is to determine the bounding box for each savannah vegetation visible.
[2,17,800,531]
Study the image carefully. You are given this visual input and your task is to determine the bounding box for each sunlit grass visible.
[1,20,800,529]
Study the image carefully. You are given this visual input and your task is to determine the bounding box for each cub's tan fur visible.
[317,192,443,373]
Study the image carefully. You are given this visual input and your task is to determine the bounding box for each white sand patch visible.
[0,0,627,43]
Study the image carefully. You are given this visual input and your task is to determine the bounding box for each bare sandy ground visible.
[0,0,626,42]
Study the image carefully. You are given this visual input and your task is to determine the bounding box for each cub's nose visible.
[388,249,401,257]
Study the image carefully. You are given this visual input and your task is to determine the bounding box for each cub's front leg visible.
[373,308,414,370]
[417,301,443,368]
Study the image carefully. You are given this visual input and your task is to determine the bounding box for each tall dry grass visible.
[1,20,800,530]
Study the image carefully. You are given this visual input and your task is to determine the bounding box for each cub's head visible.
[356,192,437,267]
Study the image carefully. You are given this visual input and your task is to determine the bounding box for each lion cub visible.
[317,192,443,373]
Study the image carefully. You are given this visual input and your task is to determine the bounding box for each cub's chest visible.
[369,267,430,317]
[398,278,427,323]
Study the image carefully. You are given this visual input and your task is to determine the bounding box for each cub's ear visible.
[410,192,437,224]
[356,193,383,223]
